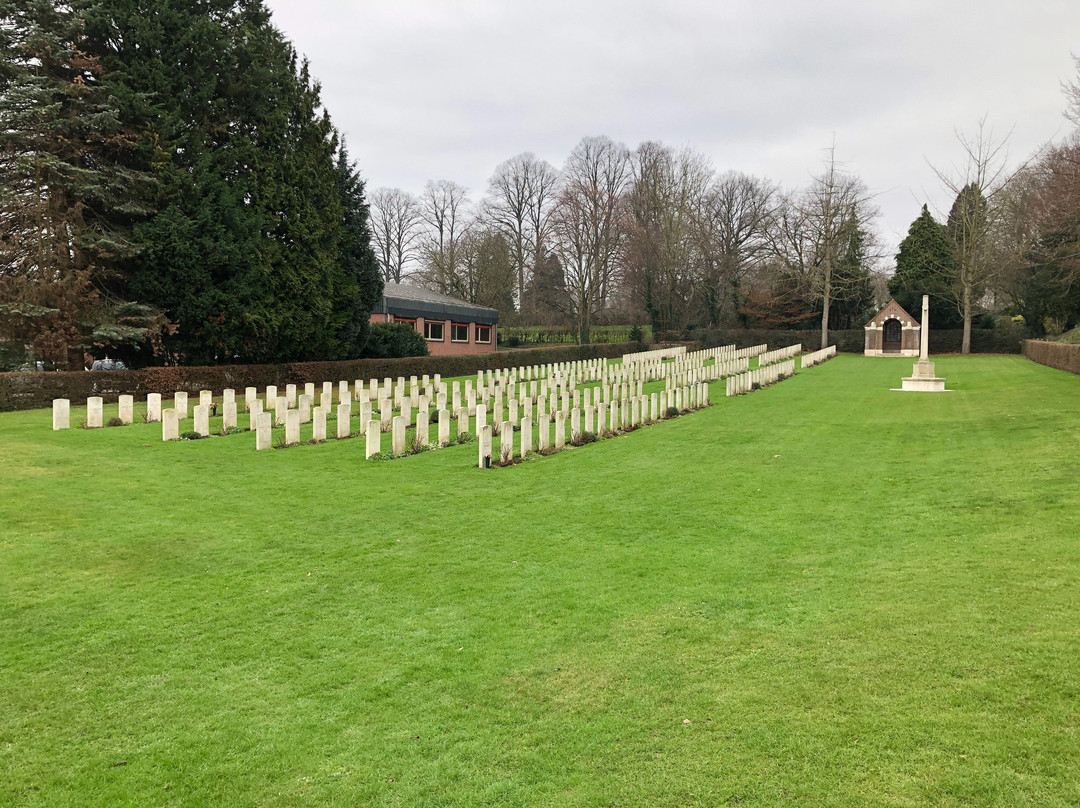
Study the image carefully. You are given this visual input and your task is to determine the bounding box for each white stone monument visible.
[162,407,179,441]
[87,396,104,428]
[312,406,327,441]
[900,295,948,392]
[53,398,70,430]
[147,392,162,422]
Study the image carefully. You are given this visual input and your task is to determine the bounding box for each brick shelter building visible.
[370,284,499,356]
[864,300,920,356]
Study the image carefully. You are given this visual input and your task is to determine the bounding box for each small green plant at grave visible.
[179,431,205,440]
[273,433,290,449]
[106,417,125,427]
[142,412,154,424]
[752,382,761,391]
[571,431,599,447]
[666,406,680,418]
[367,451,393,461]
[221,426,246,436]
[455,431,477,444]
[406,438,434,456]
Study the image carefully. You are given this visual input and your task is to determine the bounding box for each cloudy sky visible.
[264,0,1079,261]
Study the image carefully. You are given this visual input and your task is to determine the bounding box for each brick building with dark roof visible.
[370,283,499,355]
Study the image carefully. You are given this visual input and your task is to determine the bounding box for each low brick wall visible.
[0,343,636,412]
[1022,340,1080,374]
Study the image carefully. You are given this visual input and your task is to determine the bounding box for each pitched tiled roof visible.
[866,299,918,328]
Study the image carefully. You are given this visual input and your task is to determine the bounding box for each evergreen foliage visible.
[0,0,157,368]
[0,0,383,367]
[889,204,962,328]
[361,322,430,358]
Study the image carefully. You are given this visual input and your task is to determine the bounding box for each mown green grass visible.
[1,355,1078,807]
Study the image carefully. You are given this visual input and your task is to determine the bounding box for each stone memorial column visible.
[162,408,179,441]
[118,395,134,425]
[53,399,70,430]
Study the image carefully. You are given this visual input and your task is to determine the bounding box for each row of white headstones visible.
[51,343,838,463]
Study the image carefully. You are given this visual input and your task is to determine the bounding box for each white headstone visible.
[223,401,237,430]
[162,407,179,441]
[478,424,492,468]
[200,390,213,408]
[415,408,429,447]
[554,411,566,449]
[194,404,210,437]
[286,384,297,407]
[312,406,327,441]
[298,394,312,424]
[365,418,380,457]
[244,387,257,412]
[337,403,352,439]
[87,396,103,428]
[174,391,188,420]
[285,409,300,446]
[520,417,533,455]
[500,420,513,464]
[146,392,161,422]
[52,398,70,430]
[275,396,288,427]
[438,409,451,446]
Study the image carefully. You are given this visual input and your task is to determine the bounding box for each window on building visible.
[475,325,491,344]
[451,323,470,342]
[424,321,444,341]
[393,316,416,328]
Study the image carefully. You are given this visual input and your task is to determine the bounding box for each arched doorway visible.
[882,318,902,352]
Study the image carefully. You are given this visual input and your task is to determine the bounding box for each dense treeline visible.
[371,143,879,349]
[374,62,1080,352]
[0,0,382,369]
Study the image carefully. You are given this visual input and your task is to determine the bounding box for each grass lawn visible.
[1,354,1078,806]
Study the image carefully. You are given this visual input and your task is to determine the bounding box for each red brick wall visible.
[368,313,498,355]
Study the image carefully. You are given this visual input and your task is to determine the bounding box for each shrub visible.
[362,322,430,358]
[221,426,246,436]
[455,431,477,444]
[666,406,679,418]
[571,431,599,446]
[106,417,125,427]
[179,431,204,440]
[368,451,393,461]
[406,438,435,455]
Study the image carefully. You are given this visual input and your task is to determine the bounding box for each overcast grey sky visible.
[263,0,1079,261]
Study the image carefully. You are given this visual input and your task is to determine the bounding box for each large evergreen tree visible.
[76,0,381,364]
[889,204,962,328]
[0,0,157,368]
[335,141,383,359]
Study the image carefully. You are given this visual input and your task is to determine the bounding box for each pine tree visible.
[889,204,961,328]
[0,0,156,368]
[335,141,383,359]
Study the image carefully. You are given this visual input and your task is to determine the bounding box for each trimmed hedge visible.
[661,326,1029,356]
[0,343,636,412]
[1023,340,1080,375]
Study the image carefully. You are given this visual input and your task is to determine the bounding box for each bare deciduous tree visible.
[625,141,713,331]
[695,171,778,327]
[369,187,422,284]
[483,153,559,310]
[550,136,632,343]
[931,118,1013,353]
[418,180,472,295]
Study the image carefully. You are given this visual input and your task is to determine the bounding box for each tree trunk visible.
[820,254,832,350]
[961,284,972,354]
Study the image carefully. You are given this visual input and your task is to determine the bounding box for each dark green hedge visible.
[663,326,1029,355]
[0,343,636,412]
[1023,340,1080,374]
